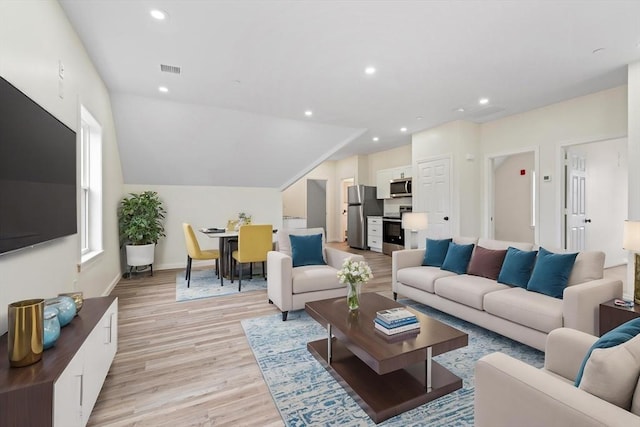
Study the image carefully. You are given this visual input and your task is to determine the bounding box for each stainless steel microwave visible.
[390,177,412,198]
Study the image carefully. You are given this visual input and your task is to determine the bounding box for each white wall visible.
[123,184,282,270]
[627,62,640,299]
[412,120,481,236]
[0,0,123,334]
[494,152,535,243]
[481,86,628,247]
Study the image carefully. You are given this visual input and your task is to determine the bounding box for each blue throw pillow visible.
[422,238,452,267]
[289,234,326,267]
[575,318,640,386]
[497,247,538,288]
[441,242,475,275]
[526,247,578,299]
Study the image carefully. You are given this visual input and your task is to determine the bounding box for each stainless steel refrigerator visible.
[347,185,383,249]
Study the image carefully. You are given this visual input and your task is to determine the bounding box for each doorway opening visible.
[486,149,538,244]
[340,178,354,242]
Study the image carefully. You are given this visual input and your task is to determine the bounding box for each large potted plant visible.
[118,191,166,270]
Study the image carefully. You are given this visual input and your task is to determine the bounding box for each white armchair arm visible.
[267,251,293,314]
[475,352,639,427]
[544,328,597,382]
[392,249,425,292]
[563,278,623,335]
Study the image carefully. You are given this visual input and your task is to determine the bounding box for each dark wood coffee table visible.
[305,292,468,423]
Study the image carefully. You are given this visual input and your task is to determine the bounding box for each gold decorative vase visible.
[7,299,44,368]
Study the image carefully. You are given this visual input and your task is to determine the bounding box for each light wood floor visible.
[88,243,391,426]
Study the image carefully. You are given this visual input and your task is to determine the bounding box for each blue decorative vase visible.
[43,306,61,350]
[45,296,76,327]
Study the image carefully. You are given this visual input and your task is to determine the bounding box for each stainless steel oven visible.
[382,206,412,255]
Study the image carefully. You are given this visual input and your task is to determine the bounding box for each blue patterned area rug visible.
[241,298,544,426]
[175,269,267,302]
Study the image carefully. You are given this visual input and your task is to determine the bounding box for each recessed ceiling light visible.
[372,137,379,142]
[150,9,167,20]
[416,116,423,121]
[479,98,489,105]
[456,107,465,112]
[158,86,169,93]
[400,127,407,132]
[304,110,313,117]
[365,66,376,75]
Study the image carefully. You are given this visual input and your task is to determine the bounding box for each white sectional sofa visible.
[392,237,623,351]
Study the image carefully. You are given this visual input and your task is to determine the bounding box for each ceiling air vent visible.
[160,64,181,74]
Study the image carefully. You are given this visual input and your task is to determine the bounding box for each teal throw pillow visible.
[289,234,325,267]
[575,317,640,386]
[422,238,452,267]
[441,242,475,275]
[497,247,538,288]
[526,247,578,299]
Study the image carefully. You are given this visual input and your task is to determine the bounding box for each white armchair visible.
[475,328,640,426]
[267,228,363,320]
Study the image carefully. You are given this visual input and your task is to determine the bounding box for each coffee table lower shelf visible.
[307,338,463,423]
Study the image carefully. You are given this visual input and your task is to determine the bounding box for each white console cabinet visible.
[0,296,118,427]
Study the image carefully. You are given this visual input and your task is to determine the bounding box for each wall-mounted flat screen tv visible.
[0,76,77,255]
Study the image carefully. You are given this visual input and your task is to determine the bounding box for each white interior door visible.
[566,149,587,251]
[416,157,452,242]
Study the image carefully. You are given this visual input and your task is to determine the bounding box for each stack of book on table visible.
[374,307,420,335]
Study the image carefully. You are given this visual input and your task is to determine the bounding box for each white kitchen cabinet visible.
[367,216,383,252]
[376,169,394,199]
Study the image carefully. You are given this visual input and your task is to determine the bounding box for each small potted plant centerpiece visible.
[118,191,166,271]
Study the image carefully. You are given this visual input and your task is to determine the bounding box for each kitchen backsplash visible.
[383,197,412,216]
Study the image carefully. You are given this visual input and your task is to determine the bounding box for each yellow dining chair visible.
[231,224,273,291]
[182,223,221,288]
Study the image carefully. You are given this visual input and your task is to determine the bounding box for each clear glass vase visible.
[347,281,361,311]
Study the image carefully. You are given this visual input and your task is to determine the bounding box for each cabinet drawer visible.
[368,236,382,247]
[368,217,382,225]
[368,225,382,236]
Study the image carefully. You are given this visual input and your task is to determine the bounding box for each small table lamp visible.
[623,220,640,303]
[402,212,428,249]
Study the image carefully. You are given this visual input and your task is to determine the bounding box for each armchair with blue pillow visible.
[267,228,364,320]
[475,319,640,426]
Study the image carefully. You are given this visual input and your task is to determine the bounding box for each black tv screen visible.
[0,76,77,255]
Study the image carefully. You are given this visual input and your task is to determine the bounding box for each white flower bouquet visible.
[337,258,373,310]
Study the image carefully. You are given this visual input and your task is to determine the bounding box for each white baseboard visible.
[103,272,122,296]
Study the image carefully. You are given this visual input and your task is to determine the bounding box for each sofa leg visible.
[393,292,397,301]
[268,299,273,304]
[282,311,288,321]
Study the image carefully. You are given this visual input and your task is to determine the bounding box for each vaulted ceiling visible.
[59,0,640,189]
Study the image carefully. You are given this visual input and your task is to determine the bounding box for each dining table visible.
[199,227,277,280]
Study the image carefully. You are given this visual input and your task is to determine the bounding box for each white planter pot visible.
[126,244,155,267]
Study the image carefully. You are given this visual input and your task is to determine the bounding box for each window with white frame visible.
[80,105,102,264]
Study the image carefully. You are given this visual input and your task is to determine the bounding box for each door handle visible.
[444,216,449,221]
[584,219,592,223]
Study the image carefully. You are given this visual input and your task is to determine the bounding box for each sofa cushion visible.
[441,242,475,274]
[477,238,534,251]
[527,247,578,299]
[289,234,326,267]
[632,377,640,416]
[568,251,605,286]
[396,266,456,293]
[484,287,563,333]
[422,238,452,267]
[579,334,640,410]
[291,265,343,294]
[497,247,538,288]
[575,318,640,386]
[467,246,507,280]
[435,275,510,310]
